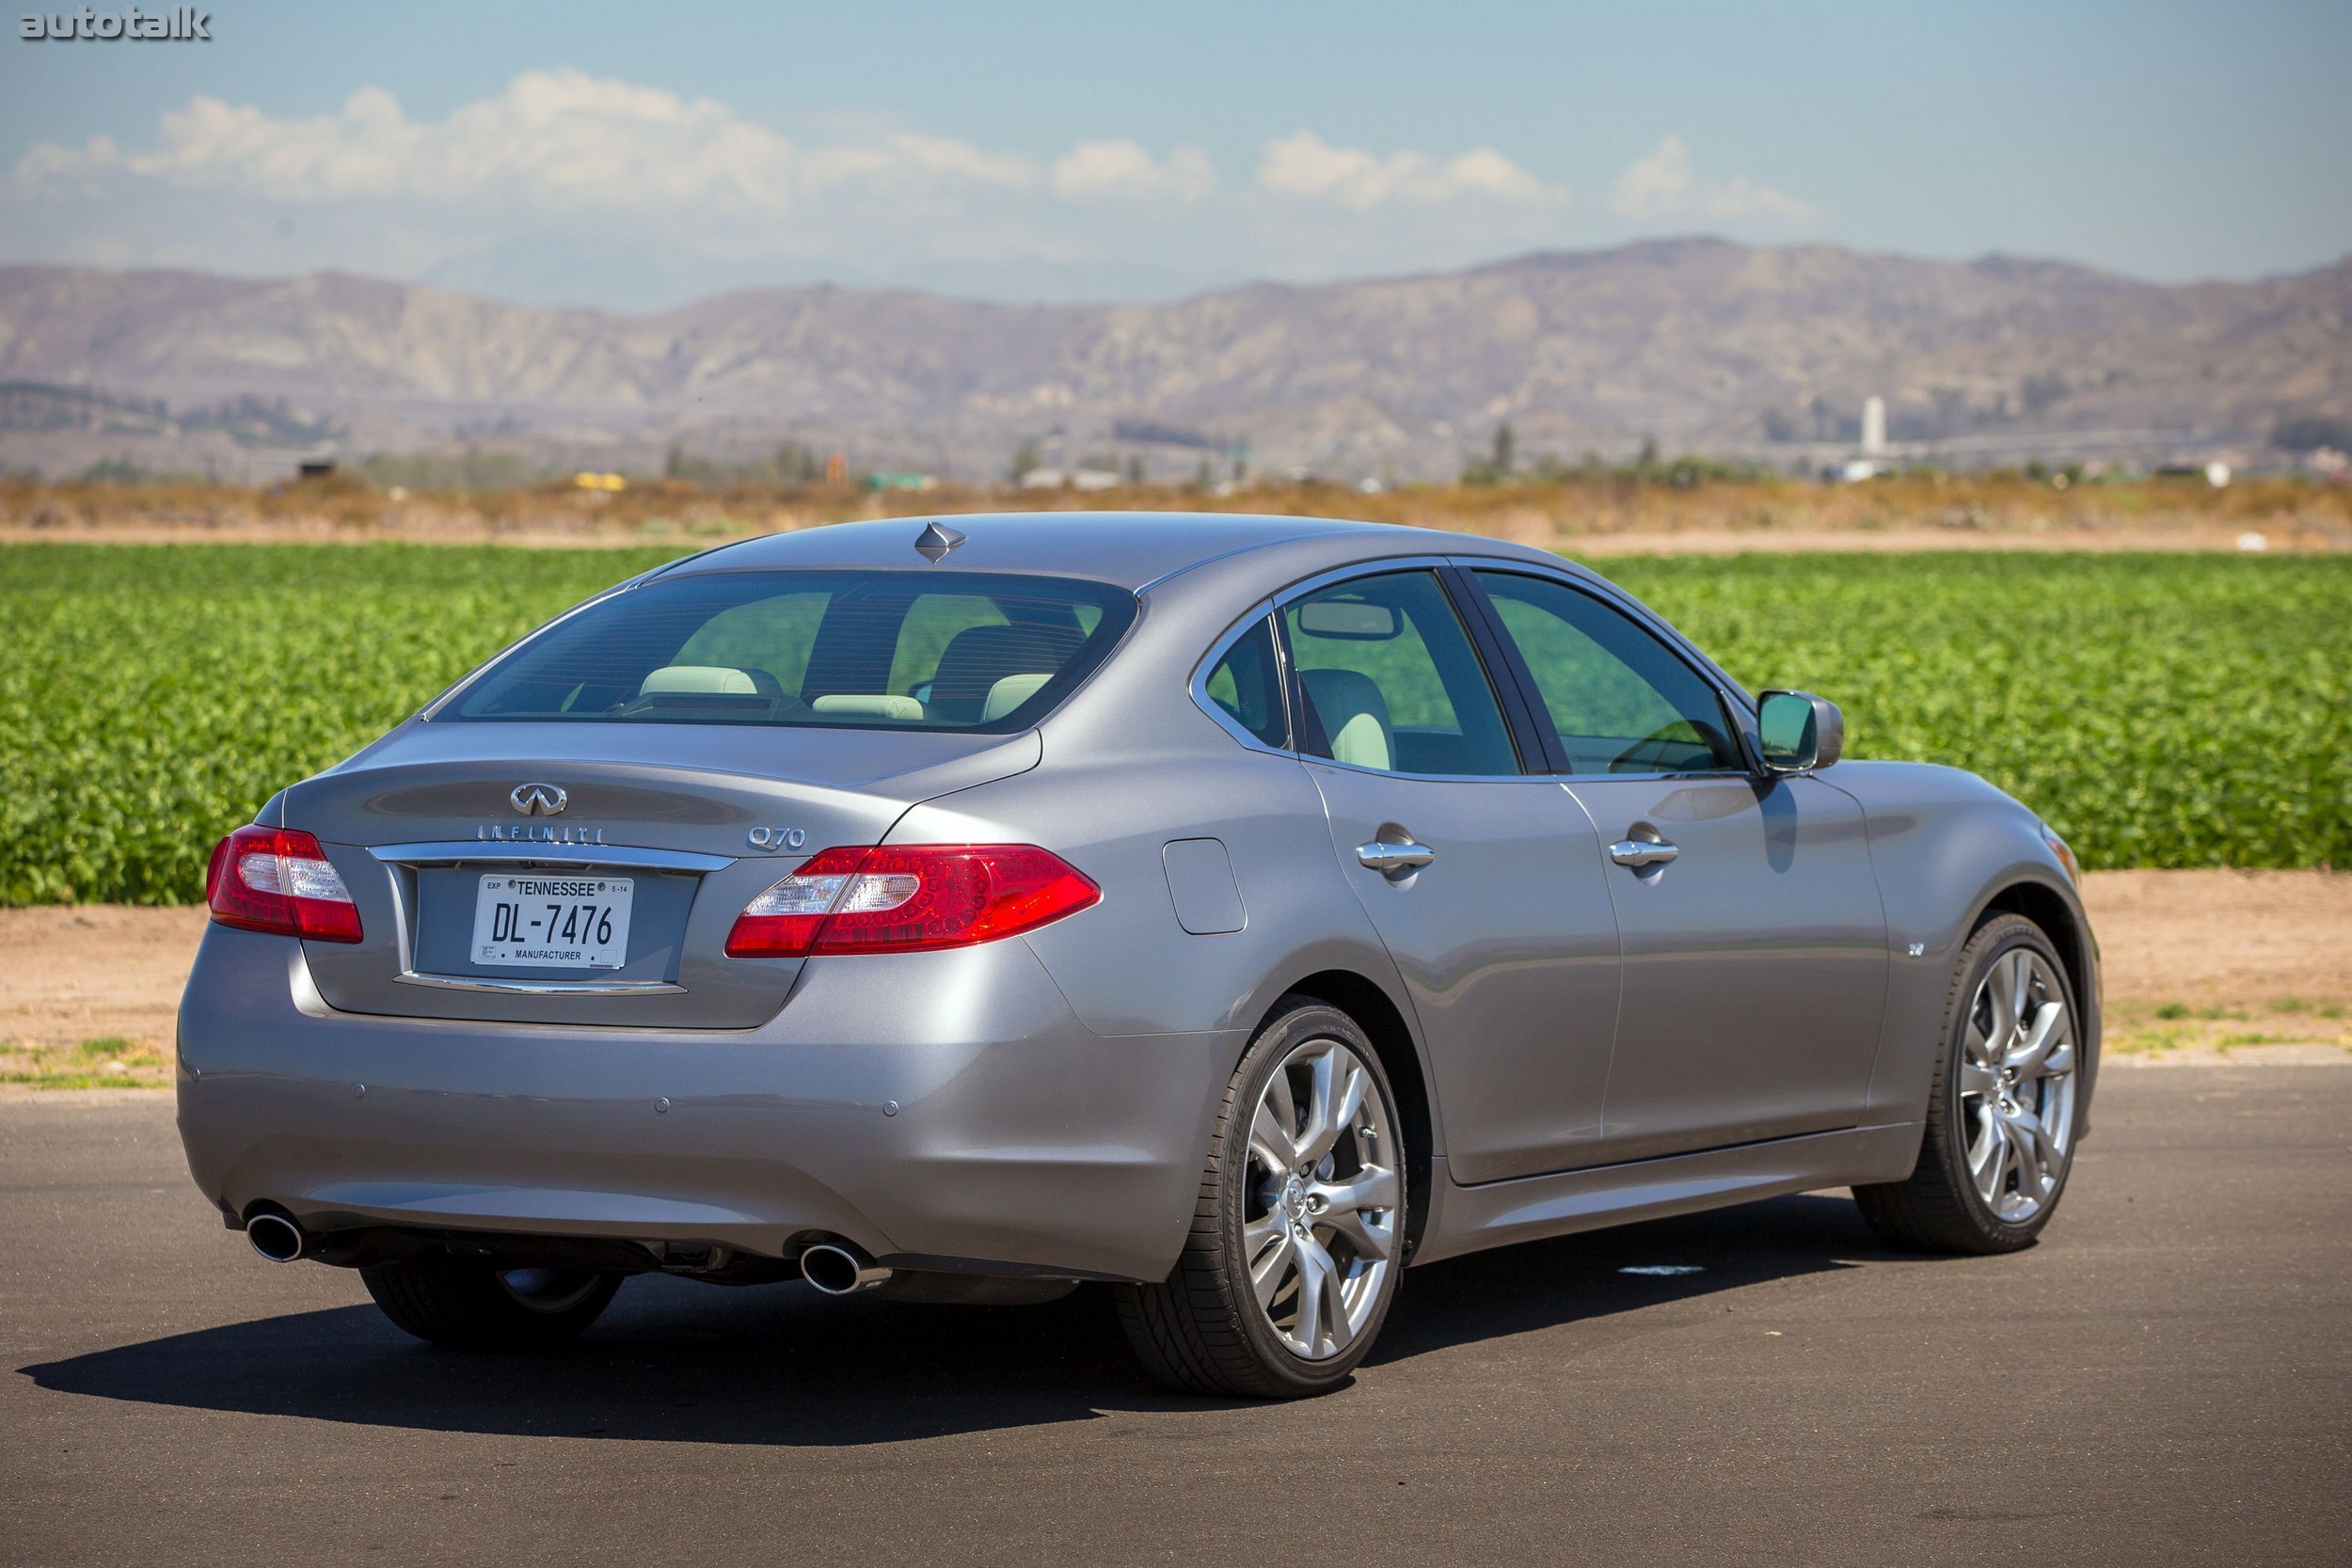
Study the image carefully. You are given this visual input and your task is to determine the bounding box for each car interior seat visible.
[925,623,1085,722]
[638,665,786,698]
[1298,668,1393,771]
[808,693,926,720]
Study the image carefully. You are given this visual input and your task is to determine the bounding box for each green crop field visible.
[1,543,2344,905]
[1598,552,2349,872]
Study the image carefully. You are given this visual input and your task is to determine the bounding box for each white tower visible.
[1861,395,1886,456]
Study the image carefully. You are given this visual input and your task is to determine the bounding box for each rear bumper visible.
[175,925,1234,1281]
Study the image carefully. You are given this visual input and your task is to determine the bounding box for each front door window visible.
[1471,571,1742,775]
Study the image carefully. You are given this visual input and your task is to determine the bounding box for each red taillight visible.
[204,825,364,943]
[725,845,1099,958]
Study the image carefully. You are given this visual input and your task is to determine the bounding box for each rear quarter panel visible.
[897,747,1389,1040]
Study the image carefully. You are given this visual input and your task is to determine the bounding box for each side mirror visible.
[1756,690,1844,773]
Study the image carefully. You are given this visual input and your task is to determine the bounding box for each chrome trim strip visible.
[392,972,686,997]
[366,842,734,872]
[383,854,417,975]
[1306,758,1573,785]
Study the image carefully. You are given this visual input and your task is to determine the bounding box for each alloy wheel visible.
[1958,947,2077,1224]
[1242,1037,1401,1360]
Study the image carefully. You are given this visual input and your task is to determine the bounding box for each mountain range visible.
[2,237,2345,482]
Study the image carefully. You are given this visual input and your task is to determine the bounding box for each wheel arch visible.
[1979,879,2090,1012]
[1973,874,2103,1131]
[1259,969,1437,1263]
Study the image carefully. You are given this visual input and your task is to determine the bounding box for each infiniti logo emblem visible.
[510,783,569,816]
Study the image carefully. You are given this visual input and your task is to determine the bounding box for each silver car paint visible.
[1827,759,2104,1132]
[1302,761,1621,1185]
[1565,770,1888,1164]
[176,511,2099,1283]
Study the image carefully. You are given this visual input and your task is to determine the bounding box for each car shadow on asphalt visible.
[21,1192,1887,1445]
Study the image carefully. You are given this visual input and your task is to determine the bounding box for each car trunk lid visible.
[283,721,1040,1028]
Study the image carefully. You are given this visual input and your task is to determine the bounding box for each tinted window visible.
[1281,571,1518,777]
[1473,571,1742,774]
[1202,615,1288,748]
[447,570,1129,731]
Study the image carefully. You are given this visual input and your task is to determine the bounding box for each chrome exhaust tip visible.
[246,1212,307,1263]
[800,1242,891,1295]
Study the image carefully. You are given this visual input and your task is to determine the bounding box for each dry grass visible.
[0,1034,171,1090]
[4,471,2348,551]
[2106,997,2351,1057]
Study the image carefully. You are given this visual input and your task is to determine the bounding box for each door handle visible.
[1608,838,1679,868]
[1357,838,1436,872]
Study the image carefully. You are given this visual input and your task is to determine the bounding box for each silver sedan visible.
[178,512,2098,1397]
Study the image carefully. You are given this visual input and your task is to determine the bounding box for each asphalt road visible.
[4,1068,2346,1567]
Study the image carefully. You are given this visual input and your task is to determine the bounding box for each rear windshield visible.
[443,569,1135,730]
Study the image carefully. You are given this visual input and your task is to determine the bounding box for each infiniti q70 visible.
[178,513,2097,1397]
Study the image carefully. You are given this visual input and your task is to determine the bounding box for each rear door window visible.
[1279,571,1519,777]
[446,570,1130,731]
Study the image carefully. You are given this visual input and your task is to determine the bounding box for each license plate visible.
[471,874,633,970]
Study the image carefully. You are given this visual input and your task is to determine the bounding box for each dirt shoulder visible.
[2085,869,2351,1065]
[2,868,2344,1090]
[6,473,2349,556]
[2089,869,2352,1006]
[0,906,207,1088]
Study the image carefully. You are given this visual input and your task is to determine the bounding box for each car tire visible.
[361,1254,622,1350]
[1854,912,2085,1255]
[1114,998,1408,1399]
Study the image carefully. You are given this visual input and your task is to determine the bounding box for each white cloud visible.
[13,71,1039,214]
[1609,135,1815,222]
[2,72,1605,304]
[1048,140,1216,202]
[1256,132,1566,210]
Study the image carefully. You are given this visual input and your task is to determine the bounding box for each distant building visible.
[1019,467,1120,492]
[1833,395,1891,480]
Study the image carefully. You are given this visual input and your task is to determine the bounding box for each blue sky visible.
[3,0,2346,307]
